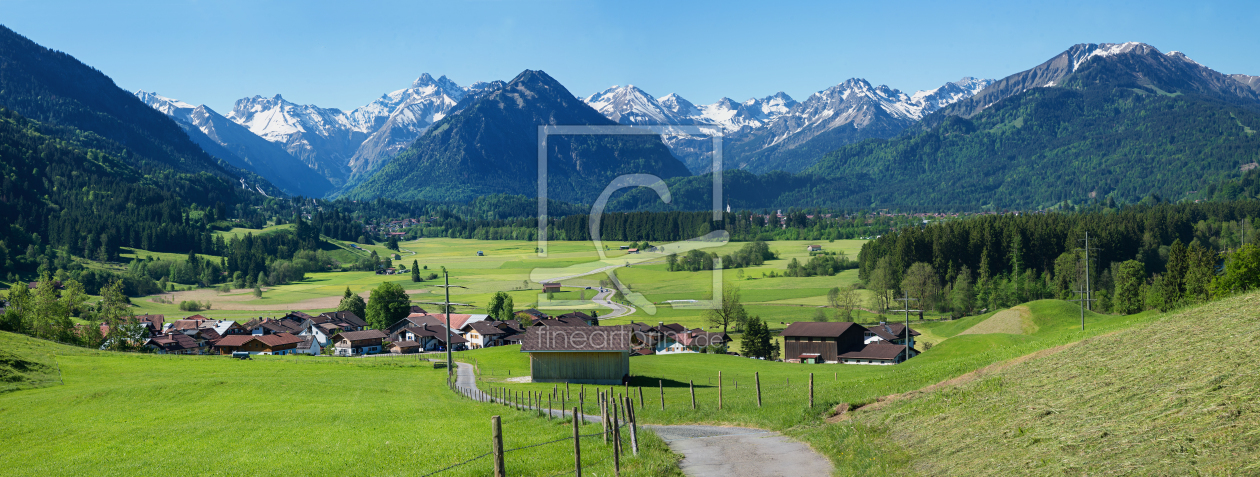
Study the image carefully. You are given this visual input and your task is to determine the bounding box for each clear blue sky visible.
[5,0,1259,113]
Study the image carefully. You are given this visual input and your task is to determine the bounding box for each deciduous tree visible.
[365,281,410,330]
[703,285,747,334]
[338,286,367,320]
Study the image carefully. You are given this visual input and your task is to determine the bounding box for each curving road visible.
[590,288,636,319]
[452,363,832,476]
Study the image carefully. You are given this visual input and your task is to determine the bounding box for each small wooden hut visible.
[520,325,635,384]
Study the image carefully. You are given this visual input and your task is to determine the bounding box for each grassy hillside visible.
[820,292,1260,475]
[0,331,679,476]
[462,299,1157,431]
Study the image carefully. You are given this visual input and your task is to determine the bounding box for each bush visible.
[178,300,211,312]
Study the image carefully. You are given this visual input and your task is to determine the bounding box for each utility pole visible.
[892,293,917,364]
[420,267,470,377]
[1077,232,1100,311]
[1067,286,1096,331]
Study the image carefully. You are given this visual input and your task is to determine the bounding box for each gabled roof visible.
[285,311,316,320]
[533,316,589,327]
[865,323,920,341]
[213,320,243,336]
[297,336,317,349]
[214,333,302,348]
[558,311,593,322]
[520,325,634,352]
[257,332,303,347]
[494,321,526,333]
[336,330,388,342]
[214,335,255,347]
[392,340,421,348]
[320,311,366,328]
[401,324,468,343]
[148,332,198,351]
[782,321,860,338]
[465,321,506,335]
[194,328,221,341]
[517,308,549,319]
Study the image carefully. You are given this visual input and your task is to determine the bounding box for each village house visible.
[520,325,636,385]
[676,329,730,352]
[782,321,918,364]
[214,320,248,337]
[781,322,869,364]
[333,330,388,356]
[863,322,920,348]
[294,336,322,355]
[838,342,914,365]
[318,311,367,332]
[462,321,507,349]
[391,323,468,351]
[143,332,199,355]
[213,333,303,355]
[806,244,823,252]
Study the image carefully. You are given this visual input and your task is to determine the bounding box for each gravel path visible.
[453,363,833,476]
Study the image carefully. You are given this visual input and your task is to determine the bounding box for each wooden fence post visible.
[755,372,762,408]
[659,380,665,411]
[572,407,582,477]
[612,400,621,477]
[613,399,622,455]
[492,416,505,477]
[625,395,639,456]
[690,380,696,410]
[718,371,723,410]
[601,393,608,444]
[549,393,553,420]
[638,386,644,410]
[809,372,814,408]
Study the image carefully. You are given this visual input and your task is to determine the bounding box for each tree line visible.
[856,200,1260,316]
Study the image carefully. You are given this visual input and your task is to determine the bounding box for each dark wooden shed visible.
[781,322,867,363]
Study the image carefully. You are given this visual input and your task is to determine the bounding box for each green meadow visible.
[818,292,1260,475]
[461,299,1175,473]
[0,331,679,477]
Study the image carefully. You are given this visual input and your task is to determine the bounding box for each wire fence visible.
[435,368,640,477]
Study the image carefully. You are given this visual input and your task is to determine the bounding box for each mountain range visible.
[6,21,1254,211]
[134,63,994,195]
[582,77,994,173]
[342,70,690,204]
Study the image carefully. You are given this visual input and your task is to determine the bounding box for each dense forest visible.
[855,199,1260,316]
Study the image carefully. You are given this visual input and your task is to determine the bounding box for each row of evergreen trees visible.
[858,200,1260,316]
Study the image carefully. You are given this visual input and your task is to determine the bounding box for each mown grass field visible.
[460,300,1170,473]
[819,292,1260,475]
[0,331,680,477]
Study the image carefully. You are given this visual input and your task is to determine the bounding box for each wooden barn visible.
[520,325,635,384]
[781,322,867,363]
